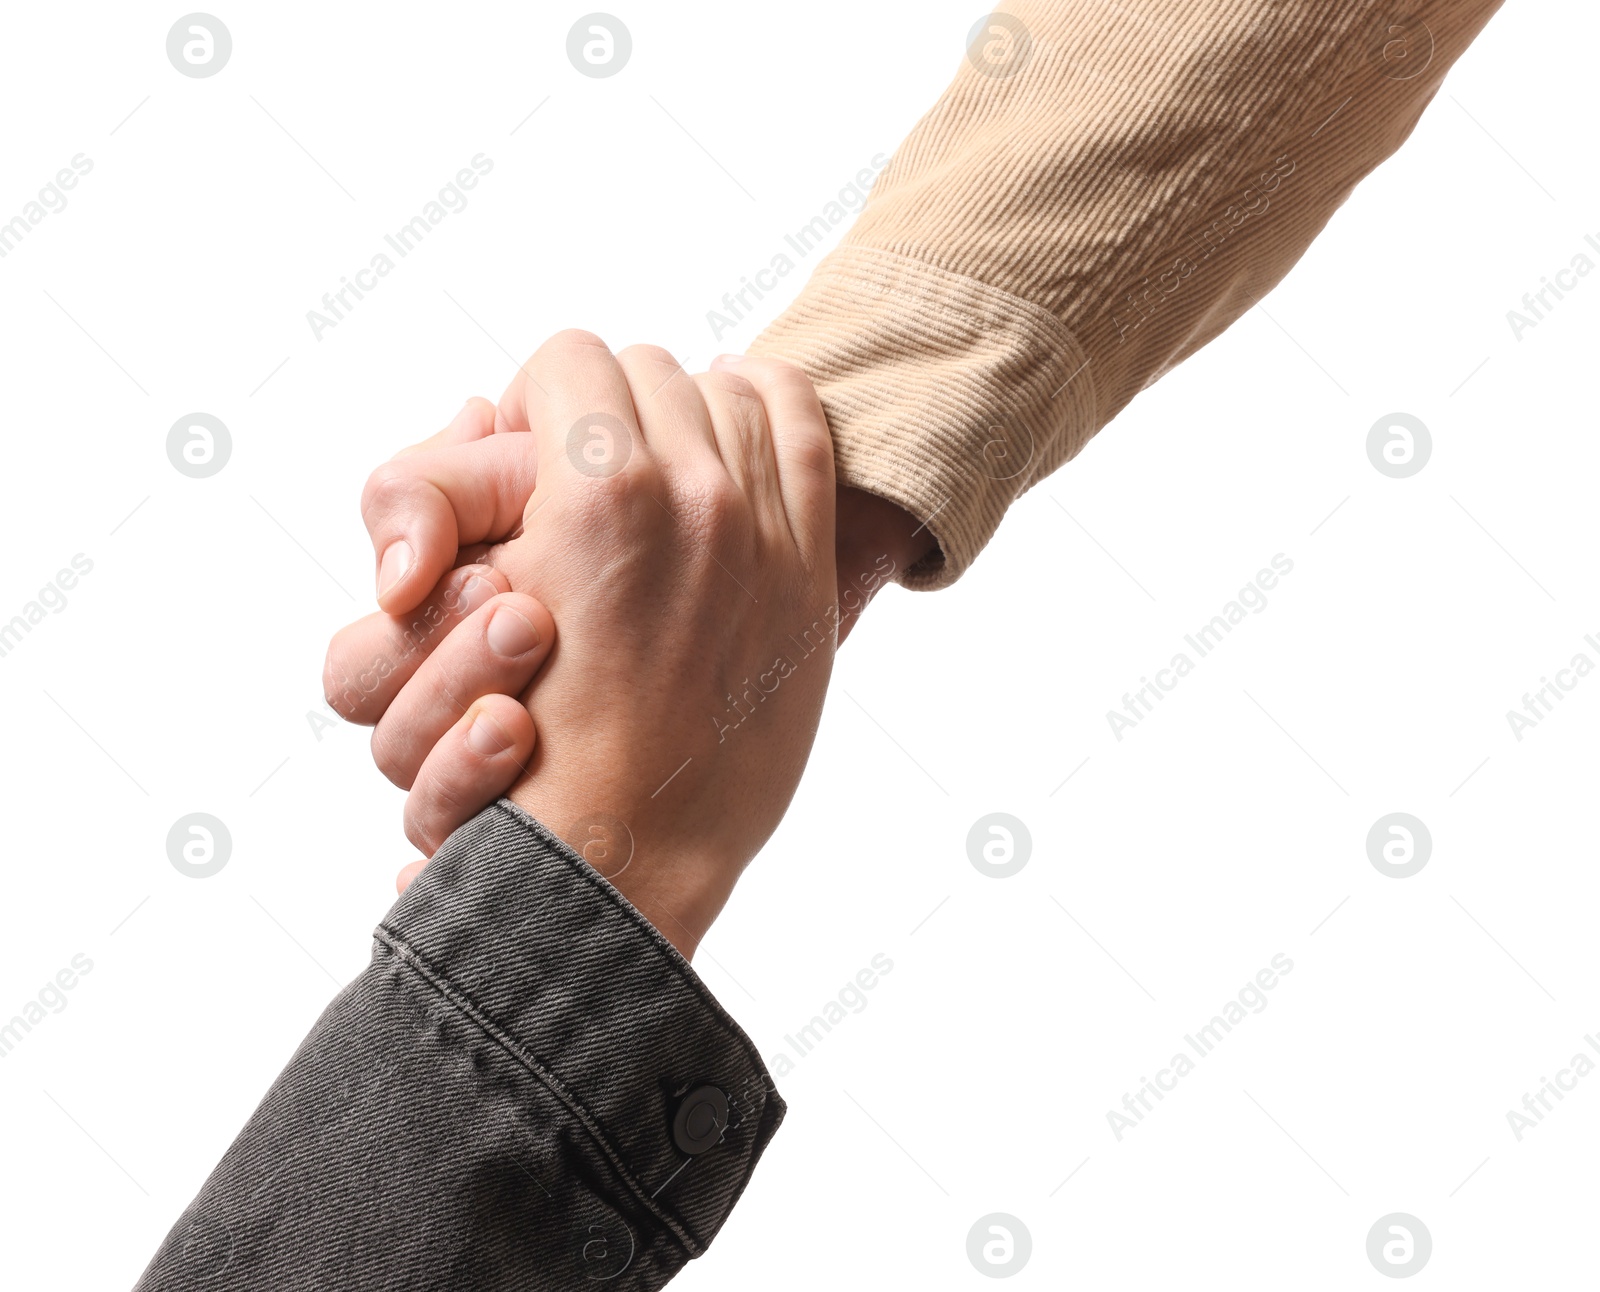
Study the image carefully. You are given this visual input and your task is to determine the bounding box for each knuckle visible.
[564,468,641,522]
[542,327,610,359]
[360,460,418,520]
[401,803,433,856]
[562,410,640,481]
[558,461,665,538]
[607,451,665,495]
[787,432,836,482]
[618,343,681,372]
[702,473,746,520]
[407,756,478,853]
[406,768,474,853]
[677,471,749,544]
[322,650,358,719]
[766,356,816,392]
[322,632,381,723]
[370,726,413,790]
[701,370,762,404]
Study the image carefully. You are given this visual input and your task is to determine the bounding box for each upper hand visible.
[326,333,842,955]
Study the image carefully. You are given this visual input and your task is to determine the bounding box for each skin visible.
[329,345,934,927]
[327,334,871,957]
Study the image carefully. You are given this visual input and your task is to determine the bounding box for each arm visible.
[322,2,1507,866]
[139,351,838,1289]
[752,0,1504,587]
[137,811,782,1290]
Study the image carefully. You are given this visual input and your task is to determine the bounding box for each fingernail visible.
[457,574,497,614]
[465,710,513,756]
[487,605,541,657]
[712,353,745,367]
[377,540,414,598]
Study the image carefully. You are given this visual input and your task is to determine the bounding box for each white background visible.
[1,1,1594,1287]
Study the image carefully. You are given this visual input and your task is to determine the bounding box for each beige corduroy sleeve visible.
[748,0,1503,588]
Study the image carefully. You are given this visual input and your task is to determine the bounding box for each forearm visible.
[754,0,1503,587]
[136,803,782,1291]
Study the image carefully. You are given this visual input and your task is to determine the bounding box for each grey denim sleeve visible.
[133,800,785,1291]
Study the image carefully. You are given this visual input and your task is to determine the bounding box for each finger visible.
[692,367,782,512]
[371,591,554,789]
[614,344,721,468]
[395,396,502,458]
[324,563,509,725]
[711,354,835,558]
[363,434,543,614]
[403,693,537,857]
[397,859,427,895]
[497,330,643,489]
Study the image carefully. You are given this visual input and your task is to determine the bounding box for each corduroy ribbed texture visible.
[750,0,1503,588]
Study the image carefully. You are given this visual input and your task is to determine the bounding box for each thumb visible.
[363,435,542,614]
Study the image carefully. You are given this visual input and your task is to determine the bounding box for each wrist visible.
[506,784,734,961]
[608,857,732,962]
[836,485,935,574]
[833,486,935,642]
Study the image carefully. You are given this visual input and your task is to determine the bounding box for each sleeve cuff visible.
[748,244,1096,589]
[377,798,784,1258]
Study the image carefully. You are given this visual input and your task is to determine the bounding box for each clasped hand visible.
[323,332,862,957]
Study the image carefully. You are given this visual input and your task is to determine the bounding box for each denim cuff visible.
[376,799,784,1258]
